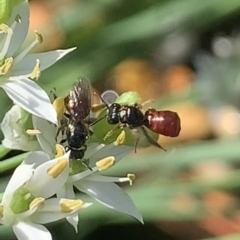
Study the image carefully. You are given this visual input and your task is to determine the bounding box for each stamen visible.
[0,57,13,74]
[60,199,83,213]
[0,205,3,218]
[15,14,21,23]
[26,129,41,136]
[127,173,136,186]
[96,156,115,171]
[29,59,41,80]
[29,197,45,210]
[47,159,68,178]
[114,130,126,146]
[0,24,10,33]
[34,30,43,43]
[0,25,13,59]
[85,173,136,185]
[14,31,43,64]
[53,97,65,120]
[55,144,65,158]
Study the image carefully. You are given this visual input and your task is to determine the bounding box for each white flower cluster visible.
[0,2,142,240]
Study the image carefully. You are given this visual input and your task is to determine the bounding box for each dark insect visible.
[93,91,181,152]
[57,77,92,169]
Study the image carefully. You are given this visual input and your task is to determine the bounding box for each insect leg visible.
[104,124,126,140]
[140,126,166,151]
[60,138,67,145]
[56,122,67,141]
[131,128,141,153]
[50,87,58,101]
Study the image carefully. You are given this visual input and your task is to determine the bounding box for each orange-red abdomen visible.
[145,110,181,137]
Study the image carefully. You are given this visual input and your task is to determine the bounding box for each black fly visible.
[59,77,92,169]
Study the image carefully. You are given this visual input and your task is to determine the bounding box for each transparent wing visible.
[101,90,119,105]
[64,77,92,121]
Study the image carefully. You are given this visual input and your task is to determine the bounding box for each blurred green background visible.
[2,0,240,239]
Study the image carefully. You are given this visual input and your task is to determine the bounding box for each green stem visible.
[0,152,30,173]
[0,145,11,159]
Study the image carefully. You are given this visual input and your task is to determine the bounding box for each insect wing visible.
[64,77,92,121]
[101,90,119,105]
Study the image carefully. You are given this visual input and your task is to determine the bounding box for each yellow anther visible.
[55,144,65,158]
[29,197,45,210]
[26,129,41,136]
[60,199,83,213]
[114,130,126,146]
[0,57,13,74]
[47,159,68,178]
[15,14,21,23]
[53,97,65,120]
[0,205,3,218]
[96,156,115,171]
[0,24,11,33]
[30,59,41,80]
[127,174,136,186]
[34,30,43,44]
[91,103,105,112]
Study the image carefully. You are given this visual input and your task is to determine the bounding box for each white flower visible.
[57,132,143,231]
[0,151,92,240]
[1,105,41,151]
[1,106,59,157]
[0,0,76,124]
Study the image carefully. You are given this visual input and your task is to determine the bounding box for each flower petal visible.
[75,181,143,223]
[11,48,77,76]
[5,1,30,57]
[89,144,132,167]
[26,152,70,198]
[22,151,50,169]
[13,221,51,240]
[66,214,79,233]
[2,78,58,124]
[56,183,75,198]
[1,164,33,206]
[30,198,91,224]
[32,115,56,158]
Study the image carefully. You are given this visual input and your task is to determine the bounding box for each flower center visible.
[10,187,35,214]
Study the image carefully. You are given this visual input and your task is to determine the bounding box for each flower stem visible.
[0,145,11,159]
[0,152,30,173]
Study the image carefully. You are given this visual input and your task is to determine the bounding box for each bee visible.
[57,77,92,167]
[93,91,181,152]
